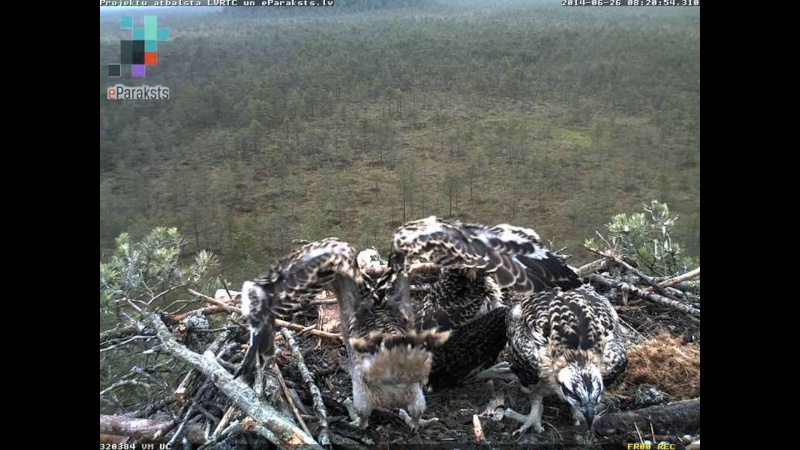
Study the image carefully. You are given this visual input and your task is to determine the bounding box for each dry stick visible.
[472,415,485,445]
[100,324,142,343]
[100,415,207,444]
[202,421,242,450]
[100,335,155,352]
[220,278,235,303]
[100,380,151,397]
[584,245,680,300]
[281,328,330,447]
[594,398,700,438]
[575,258,609,277]
[168,404,195,447]
[211,406,237,442]
[132,366,171,390]
[273,361,313,437]
[175,371,195,405]
[188,289,343,342]
[129,396,177,419]
[145,313,324,449]
[586,274,700,318]
[659,267,700,288]
[176,327,234,405]
[167,306,229,324]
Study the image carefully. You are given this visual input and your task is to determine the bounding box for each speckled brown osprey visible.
[236,238,448,431]
[504,285,628,435]
[388,216,583,389]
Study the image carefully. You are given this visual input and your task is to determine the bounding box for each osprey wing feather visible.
[238,238,446,431]
[393,216,581,293]
[236,238,361,384]
[390,216,582,389]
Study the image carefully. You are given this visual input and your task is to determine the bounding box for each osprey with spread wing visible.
[388,216,583,388]
[236,238,447,430]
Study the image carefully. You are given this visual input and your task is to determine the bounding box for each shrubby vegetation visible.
[586,200,699,277]
[100,1,699,284]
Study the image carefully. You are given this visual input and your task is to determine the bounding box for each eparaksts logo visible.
[107,84,170,100]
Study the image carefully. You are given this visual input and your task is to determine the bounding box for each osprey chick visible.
[504,285,628,435]
[389,216,582,388]
[237,238,447,431]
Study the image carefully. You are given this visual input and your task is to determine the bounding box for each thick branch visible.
[584,245,679,300]
[145,313,323,449]
[100,415,207,444]
[593,398,700,437]
[586,274,700,318]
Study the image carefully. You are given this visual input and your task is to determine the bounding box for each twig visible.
[211,406,236,442]
[175,371,195,405]
[128,396,177,419]
[587,274,700,318]
[168,404,194,447]
[650,421,657,445]
[100,324,141,343]
[584,245,680,300]
[201,420,241,450]
[100,380,151,397]
[193,403,221,427]
[131,366,171,389]
[146,284,188,307]
[165,306,231,324]
[145,313,323,449]
[188,289,239,314]
[281,328,330,446]
[472,414,485,444]
[273,361,313,437]
[659,267,700,287]
[575,258,609,277]
[221,278,234,303]
[100,336,155,352]
[634,422,643,443]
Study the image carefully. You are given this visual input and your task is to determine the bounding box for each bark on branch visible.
[144,313,323,449]
[99,415,207,444]
[586,274,700,318]
[100,324,143,343]
[584,245,680,300]
[593,398,700,437]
